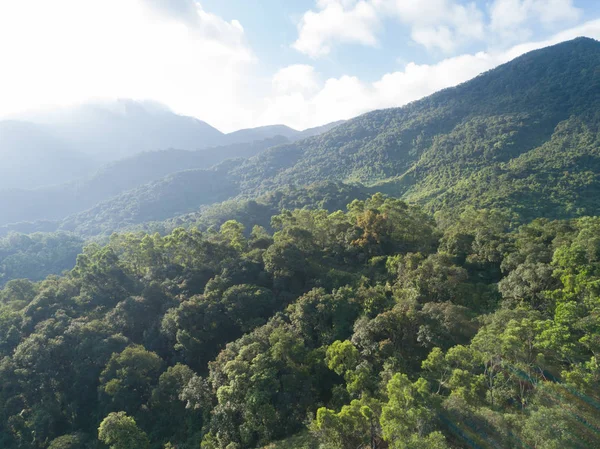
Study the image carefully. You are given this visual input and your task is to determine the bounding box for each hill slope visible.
[0,117,345,227]
[24,100,226,161]
[3,38,598,235]
[47,37,600,235]
[233,37,600,205]
[0,137,285,226]
[0,121,98,190]
[222,120,346,145]
[0,100,344,193]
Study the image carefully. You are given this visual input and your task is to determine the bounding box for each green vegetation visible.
[231,37,600,221]
[0,183,368,283]
[0,136,286,227]
[124,182,371,238]
[0,195,598,448]
[0,232,83,287]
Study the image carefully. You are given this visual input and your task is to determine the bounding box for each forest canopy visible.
[0,194,598,449]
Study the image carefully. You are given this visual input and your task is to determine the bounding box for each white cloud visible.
[0,0,255,132]
[272,65,320,96]
[294,0,486,56]
[500,17,600,59]
[295,0,584,56]
[293,0,380,57]
[490,0,581,41]
[382,0,486,52]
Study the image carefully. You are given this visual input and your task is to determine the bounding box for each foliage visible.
[98,412,149,449]
[0,194,597,448]
[0,232,83,287]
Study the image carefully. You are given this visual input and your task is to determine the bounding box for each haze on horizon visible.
[1,0,600,133]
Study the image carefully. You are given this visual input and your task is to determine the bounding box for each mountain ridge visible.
[2,37,599,234]
[66,37,600,233]
[0,100,345,191]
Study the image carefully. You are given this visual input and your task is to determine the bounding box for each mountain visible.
[2,183,599,449]
[230,37,600,219]
[0,114,345,227]
[0,100,345,192]
[0,137,287,227]
[19,100,345,162]
[0,98,344,191]
[38,37,600,236]
[0,121,98,190]
[59,181,370,237]
[0,101,227,191]
[59,163,239,236]
[222,125,299,145]
[233,38,600,202]
[3,38,600,449]
[3,37,599,235]
[24,100,226,161]
[221,121,346,146]
[293,120,347,140]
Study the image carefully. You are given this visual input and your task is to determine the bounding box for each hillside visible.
[62,182,371,237]
[0,121,98,190]
[0,100,345,193]
[29,101,345,159]
[223,121,346,145]
[46,37,600,236]
[0,137,286,227]
[2,36,600,449]
[21,100,226,161]
[59,163,240,236]
[233,37,600,212]
[0,117,346,227]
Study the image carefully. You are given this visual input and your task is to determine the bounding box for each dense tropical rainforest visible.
[1,37,600,449]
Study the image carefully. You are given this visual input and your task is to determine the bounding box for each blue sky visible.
[1,0,600,131]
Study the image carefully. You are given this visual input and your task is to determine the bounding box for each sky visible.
[1,0,600,132]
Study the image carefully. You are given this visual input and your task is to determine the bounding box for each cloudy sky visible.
[1,0,600,132]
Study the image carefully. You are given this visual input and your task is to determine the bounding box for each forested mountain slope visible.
[0,183,369,291]
[233,37,600,211]
[62,182,371,237]
[28,101,344,159]
[33,100,226,161]
[0,137,286,227]
[0,118,346,228]
[0,232,83,287]
[1,37,600,449]
[222,121,346,145]
[0,99,344,193]
[35,37,600,236]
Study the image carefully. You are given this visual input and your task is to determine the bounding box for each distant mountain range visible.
[0,137,283,226]
[0,119,344,226]
[0,100,345,191]
[221,121,345,146]
[2,37,600,237]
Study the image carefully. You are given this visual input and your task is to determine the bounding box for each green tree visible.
[98,412,149,449]
[99,345,163,414]
[380,374,448,449]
